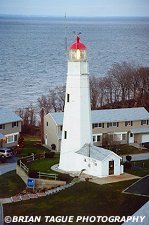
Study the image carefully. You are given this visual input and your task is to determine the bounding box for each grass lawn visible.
[117,144,149,155]
[18,140,49,157]
[133,159,149,168]
[4,180,148,225]
[0,171,26,198]
[27,157,60,174]
[16,136,60,174]
[125,159,149,177]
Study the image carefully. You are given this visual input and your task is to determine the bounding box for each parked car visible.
[0,148,14,160]
[142,142,149,149]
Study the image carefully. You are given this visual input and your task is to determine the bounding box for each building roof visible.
[76,144,121,161]
[0,109,22,124]
[91,107,149,123]
[130,127,149,134]
[49,112,64,126]
[69,36,86,50]
[0,133,5,139]
[47,107,149,125]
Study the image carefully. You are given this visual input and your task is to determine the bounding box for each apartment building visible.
[44,107,149,152]
[0,109,22,148]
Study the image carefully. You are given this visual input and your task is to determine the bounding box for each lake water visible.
[0,17,149,110]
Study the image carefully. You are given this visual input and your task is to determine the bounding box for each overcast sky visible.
[0,0,148,17]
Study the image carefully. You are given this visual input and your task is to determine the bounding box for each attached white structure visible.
[59,36,123,177]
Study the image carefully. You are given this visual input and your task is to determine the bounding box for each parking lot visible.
[123,175,149,197]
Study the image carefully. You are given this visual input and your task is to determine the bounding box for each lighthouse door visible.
[109,160,114,175]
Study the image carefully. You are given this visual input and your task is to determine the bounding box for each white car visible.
[0,148,13,160]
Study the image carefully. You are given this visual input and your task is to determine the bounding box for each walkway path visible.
[0,182,75,204]
[122,201,149,225]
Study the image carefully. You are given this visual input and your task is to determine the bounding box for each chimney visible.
[40,108,45,144]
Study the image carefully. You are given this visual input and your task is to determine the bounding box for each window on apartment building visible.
[113,122,117,127]
[122,133,127,141]
[60,125,63,131]
[125,121,133,126]
[7,135,13,143]
[0,124,5,129]
[92,123,98,129]
[107,122,112,128]
[107,122,118,128]
[92,135,102,142]
[64,131,67,139]
[97,135,101,142]
[47,122,48,126]
[141,120,148,125]
[99,123,104,128]
[113,134,121,141]
[130,133,133,137]
[14,134,18,142]
[67,94,70,102]
[7,134,18,143]
[92,123,104,129]
[93,136,96,142]
[12,121,18,128]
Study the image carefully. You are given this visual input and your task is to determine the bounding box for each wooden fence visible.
[38,172,58,180]
[18,152,57,180]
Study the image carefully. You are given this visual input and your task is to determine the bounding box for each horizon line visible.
[0,14,149,19]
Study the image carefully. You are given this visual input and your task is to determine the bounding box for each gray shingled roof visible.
[50,112,64,125]
[0,109,22,124]
[48,107,149,125]
[130,127,149,134]
[0,133,5,138]
[76,144,121,161]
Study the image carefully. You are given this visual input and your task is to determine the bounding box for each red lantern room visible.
[69,36,87,61]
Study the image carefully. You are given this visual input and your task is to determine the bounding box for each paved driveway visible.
[0,157,18,175]
[121,153,149,162]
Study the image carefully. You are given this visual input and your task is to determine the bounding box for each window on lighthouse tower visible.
[69,36,87,61]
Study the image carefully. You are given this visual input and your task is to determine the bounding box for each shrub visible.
[123,161,132,170]
[51,144,56,150]
[28,170,39,178]
[58,173,73,183]
[45,152,55,158]
[126,155,132,162]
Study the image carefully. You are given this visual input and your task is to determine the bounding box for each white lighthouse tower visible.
[59,36,123,177]
[59,36,92,171]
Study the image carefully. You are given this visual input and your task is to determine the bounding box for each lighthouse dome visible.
[69,36,87,61]
[69,36,86,50]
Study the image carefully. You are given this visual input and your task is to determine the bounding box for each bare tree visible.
[90,76,101,109]
[16,104,36,134]
[37,85,66,113]
[37,95,51,115]
[108,62,134,103]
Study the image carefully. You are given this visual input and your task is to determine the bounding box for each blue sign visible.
[27,178,35,188]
